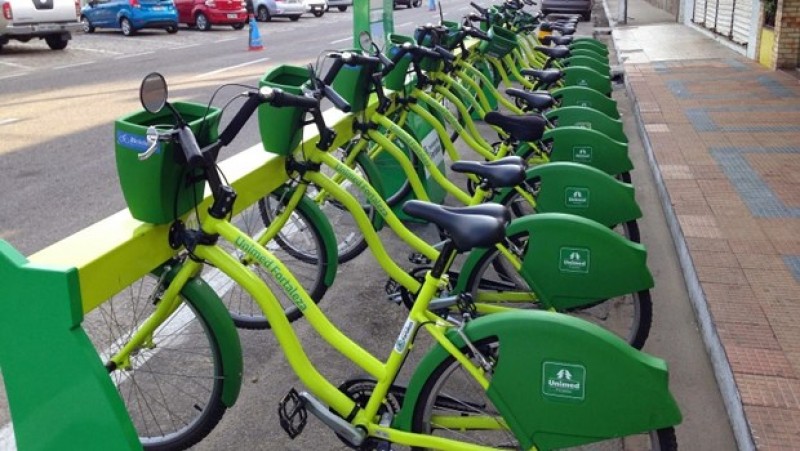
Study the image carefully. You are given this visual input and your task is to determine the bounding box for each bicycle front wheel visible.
[410,337,676,450]
[85,274,228,450]
[213,191,332,329]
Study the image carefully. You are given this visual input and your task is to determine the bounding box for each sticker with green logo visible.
[542,361,586,401]
[574,121,592,130]
[559,247,590,274]
[578,79,589,87]
[565,187,590,208]
[572,146,593,163]
[579,100,592,108]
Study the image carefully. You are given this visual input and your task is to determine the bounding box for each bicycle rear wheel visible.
[84,274,228,450]
[410,337,676,450]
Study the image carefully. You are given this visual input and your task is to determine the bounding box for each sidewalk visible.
[601,1,800,449]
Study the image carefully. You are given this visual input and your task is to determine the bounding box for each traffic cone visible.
[248,14,263,51]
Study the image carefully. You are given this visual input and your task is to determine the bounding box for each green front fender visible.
[393,311,682,450]
[543,126,633,176]
[160,262,243,407]
[273,184,339,287]
[493,162,641,227]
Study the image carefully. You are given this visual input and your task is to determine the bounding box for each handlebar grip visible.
[434,45,455,62]
[465,26,490,41]
[268,88,319,109]
[342,52,381,66]
[218,93,261,147]
[177,125,205,168]
[323,84,351,113]
[470,1,488,14]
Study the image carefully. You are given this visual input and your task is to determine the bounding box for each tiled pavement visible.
[610,14,800,450]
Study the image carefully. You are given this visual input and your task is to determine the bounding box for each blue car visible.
[81,0,179,36]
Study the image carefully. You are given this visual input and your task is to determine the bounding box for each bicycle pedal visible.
[408,252,431,265]
[385,279,402,304]
[278,388,307,439]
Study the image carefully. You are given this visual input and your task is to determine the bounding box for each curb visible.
[601,10,757,451]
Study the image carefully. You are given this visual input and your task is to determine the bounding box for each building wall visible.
[645,0,681,17]
[772,0,800,67]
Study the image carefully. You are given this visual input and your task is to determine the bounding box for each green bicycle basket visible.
[478,25,518,59]
[331,49,373,113]
[384,33,415,91]
[258,64,311,156]
[115,102,221,224]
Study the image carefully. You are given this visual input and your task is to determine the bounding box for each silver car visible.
[251,0,304,21]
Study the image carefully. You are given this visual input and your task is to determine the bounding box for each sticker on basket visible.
[565,187,590,208]
[117,131,159,154]
[542,361,586,401]
[559,247,590,274]
[572,146,593,163]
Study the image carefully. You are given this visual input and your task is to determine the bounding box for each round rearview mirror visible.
[140,72,168,114]
[358,31,373,52]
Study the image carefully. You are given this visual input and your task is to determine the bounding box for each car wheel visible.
[120,18,135,36]
[232,22,245,29]
[582,10,592,21]
[196,12,211,30]
[257,5,271,21]
[412,0,420,6]
[166,24,178,33]
[81,16,95,33]
[312,9,323,16]
[290,14,300,20]
[338,5,347,10]
[45,34,69,50]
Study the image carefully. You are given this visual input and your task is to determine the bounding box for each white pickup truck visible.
[0,0,82,52]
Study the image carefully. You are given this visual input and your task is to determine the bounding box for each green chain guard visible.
[393,311,682,450]
[543,126,633,176]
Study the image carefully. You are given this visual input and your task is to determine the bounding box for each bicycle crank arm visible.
[299,391,366,446]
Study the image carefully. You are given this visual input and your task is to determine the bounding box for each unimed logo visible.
[565,187,590,208]
[572,146,593,163]
[542,361,586,400]
[559,247,590,274]
[117,131,154,154]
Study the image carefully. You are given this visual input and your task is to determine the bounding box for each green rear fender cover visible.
[569,47,610,62]
[566,56,611,76]
[561,66,612,96]
[571,37,609,51]
[454,213,654,310]
[494,162,641,226]
[551,86,619,119]
[392,311,682,450]
[273,184,339,286]
[160,263,244,406]
[545,106,627,143]
[544,126,633,176]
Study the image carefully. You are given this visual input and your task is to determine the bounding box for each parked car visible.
[250,0,302,21]
[174,0,247,30]
[325,0,349,11]
[393,0,420,8]
[0,0,82,52]
[80,0,179,36]
[540,0,594,20]
[302,0,325,17]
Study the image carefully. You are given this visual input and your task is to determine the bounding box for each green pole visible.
[353,0,394,48]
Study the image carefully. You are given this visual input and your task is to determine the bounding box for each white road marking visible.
[71,46,123,55]
[192,57,270,78]
[0,73,27,81]
[114,51,155,60]
[330,36,351,44]
[396,21,414,28]
[214,37,238,43]
[52,61,95,70]
[0,118,20,126]
[0,61,33,70]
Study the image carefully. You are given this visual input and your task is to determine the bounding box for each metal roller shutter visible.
[715,0,735,36]
[732,0,752,44]
[705,0,718,28]
[694,0,708,24]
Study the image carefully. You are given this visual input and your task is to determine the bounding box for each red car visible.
[174,0,248,30]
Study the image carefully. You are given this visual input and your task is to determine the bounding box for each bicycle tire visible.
[85,274,228,450]
[410,336,676,449]
[213,192,332,329]
[464,232,652,349]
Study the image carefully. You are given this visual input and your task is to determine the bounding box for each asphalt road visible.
[0,2,737,450]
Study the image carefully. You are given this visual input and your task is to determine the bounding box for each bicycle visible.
[102,71,681,450]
